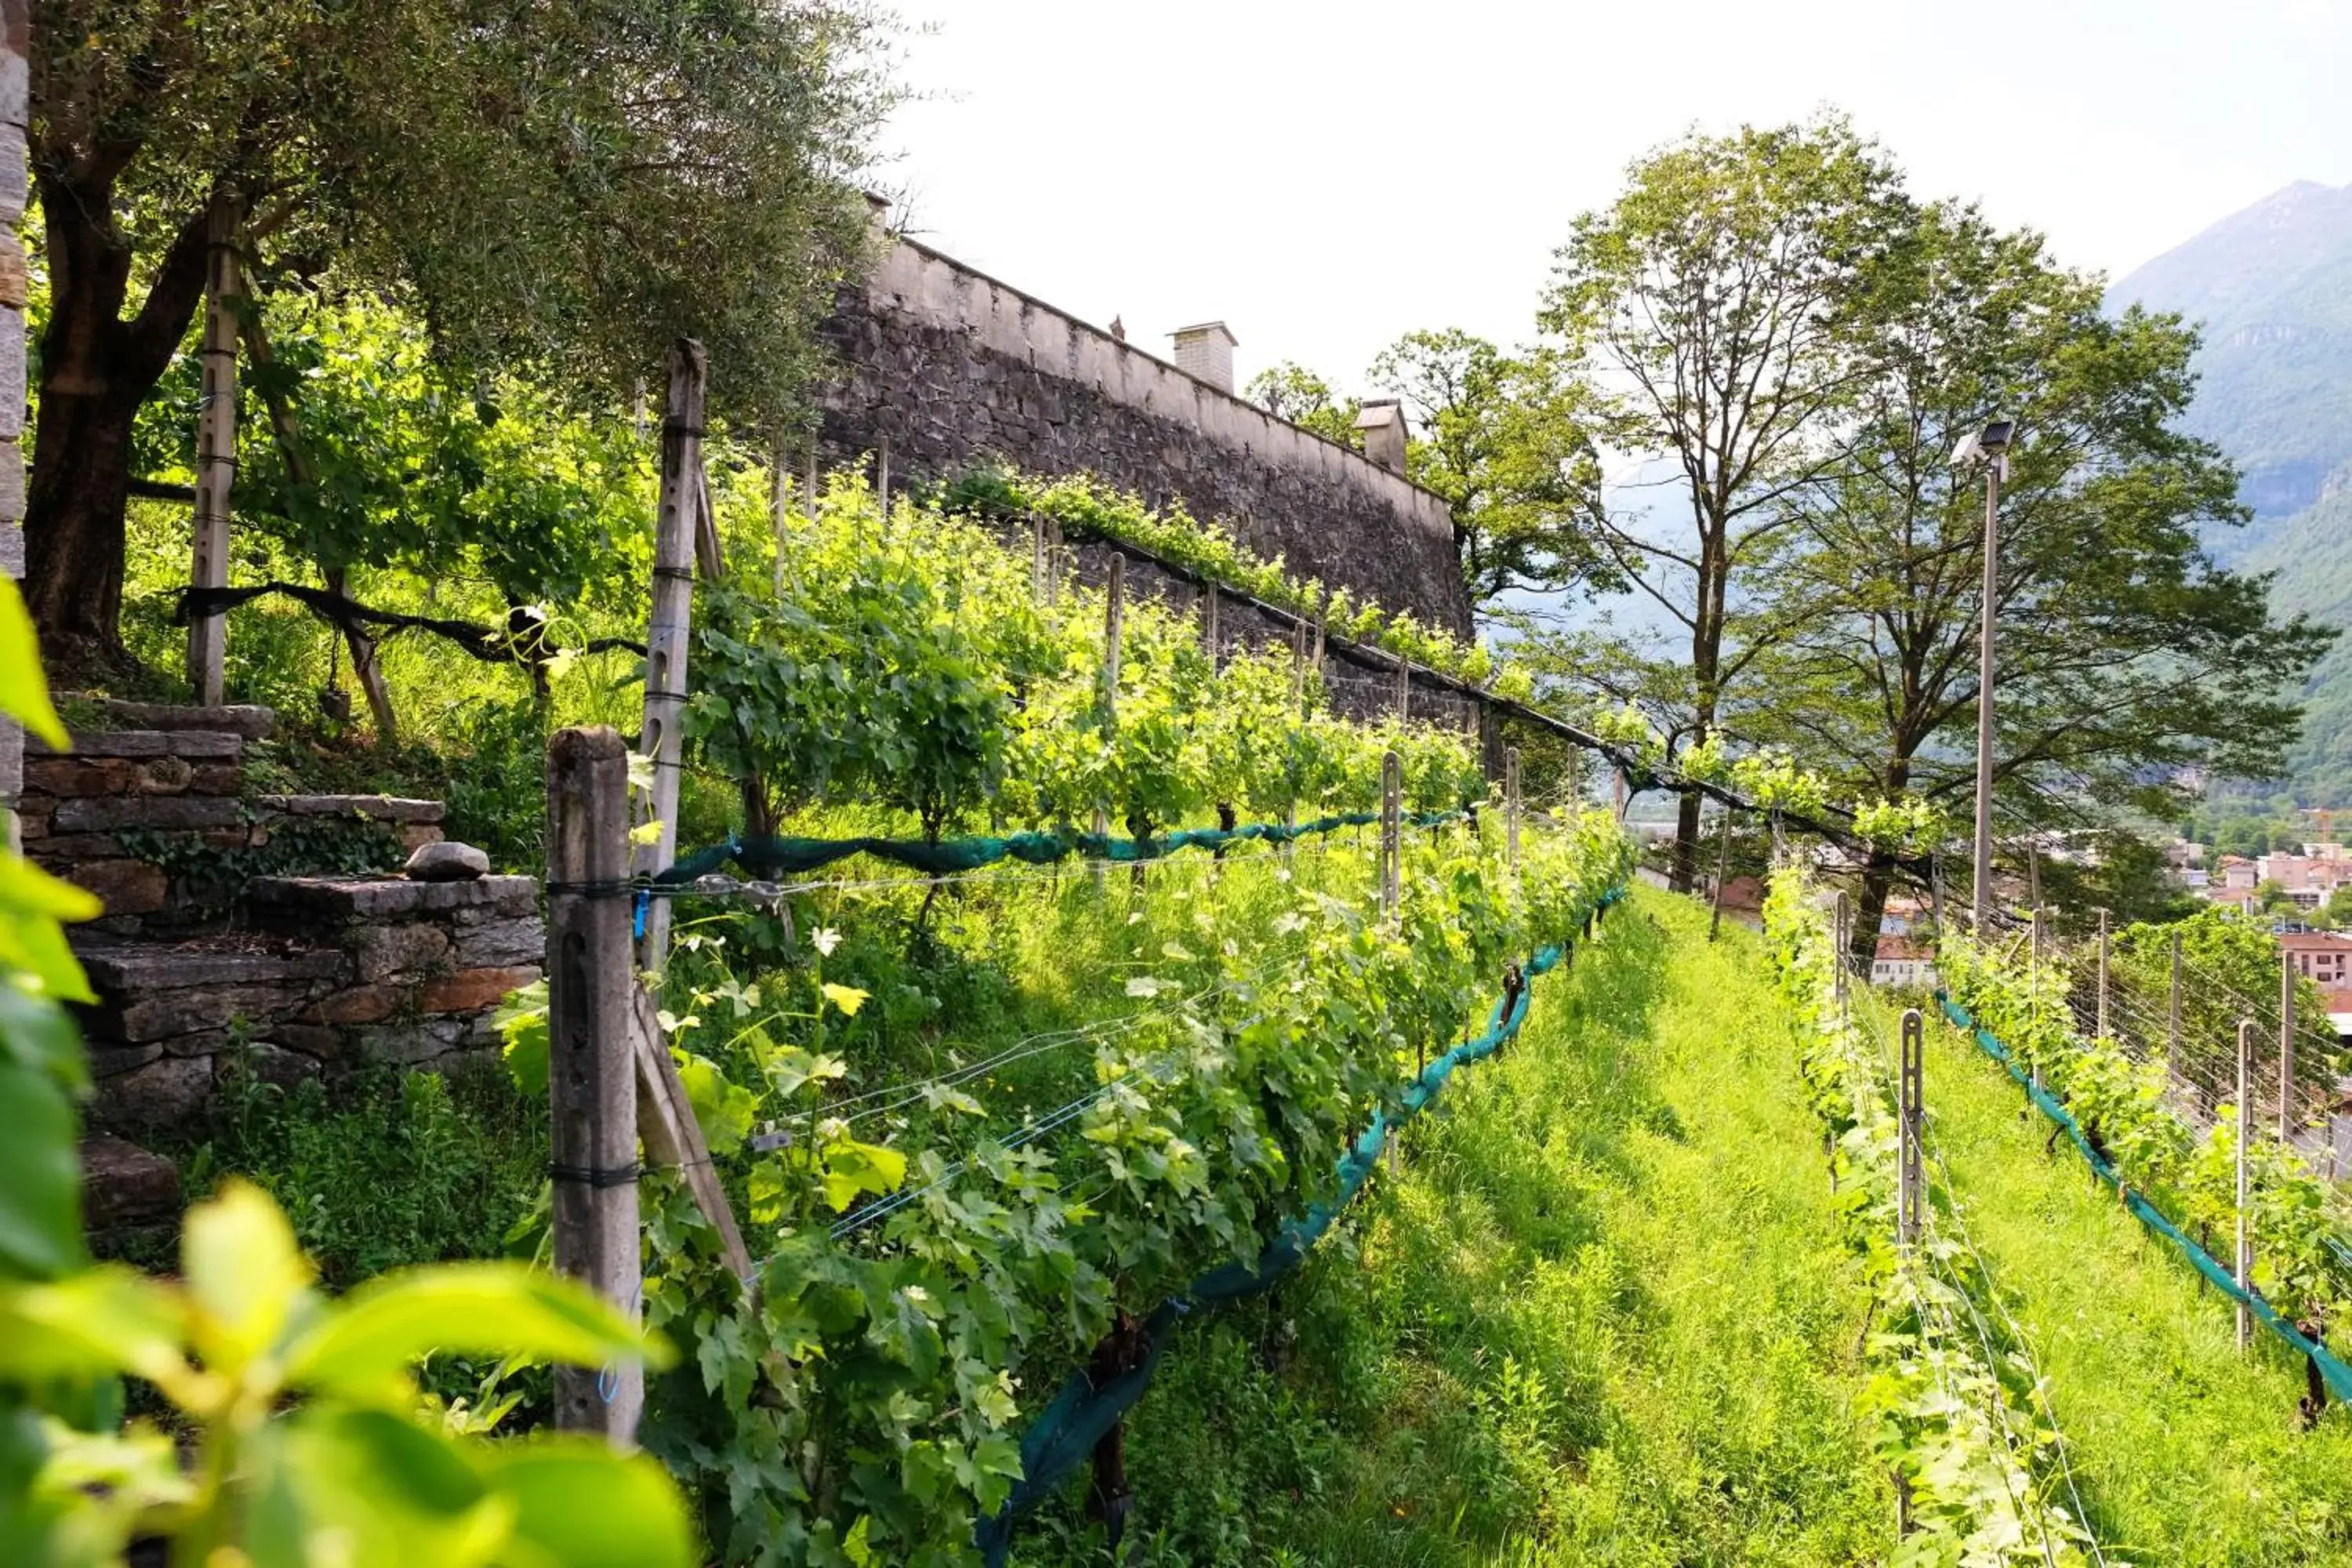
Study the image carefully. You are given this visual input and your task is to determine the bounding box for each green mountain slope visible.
[2111,180,2352,541]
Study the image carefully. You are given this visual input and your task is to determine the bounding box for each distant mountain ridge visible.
[2111,180,2352,801]
[2110,179,2352,537]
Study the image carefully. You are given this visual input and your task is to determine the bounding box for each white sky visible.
[878,0,2351,393]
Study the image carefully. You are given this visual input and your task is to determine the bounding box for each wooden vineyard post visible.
[1289,618,1308,712]
[805,440,821,528]
[1504,747,1522,880]
[2096,908,2111,1040]
[786,434,804,594]
[1094,555,1123,891]
[875,435,890,516]
[1200,581,1220,668]
[1395,655,1410,722]
[630,985,753,1287]
[2281,948,2296,1144]
[1708,808,1733,942]
[1898,1008,1924,1248]
[1031,517,1047,605]
[2236,1018,2254,1352]
[188,187,241,707]
[1379,750,1403,925]
[2169,928,2183,1068]
[1381,747,1403,1174]
[635,339,706,974]
[1929,855,1947,943]
[546,726,643,1443]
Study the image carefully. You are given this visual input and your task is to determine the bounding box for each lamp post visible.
[1955,419,2014,934]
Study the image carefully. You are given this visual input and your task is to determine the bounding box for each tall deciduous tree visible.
[1243,361,1361,449]
[27,0,891,665]
[1367,328,1610,608]
[1537,116,1902,890]
[1743,200,2332,962]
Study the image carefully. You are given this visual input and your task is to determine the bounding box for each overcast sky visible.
[878,0,2350,394]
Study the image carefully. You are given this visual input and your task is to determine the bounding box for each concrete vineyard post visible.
[2236,1018,2253,1352]
[635,339,706,974]
[1289,619,1307,713]
[188,187,242,707]
[1504,747,1521,880]
[546,726,643,1442]
[772,438,792,593]
[1031,517,1046,605]
[1708,808,1732,942]
[1201,582,1220,668]
[876,436,890,515]
[1833,891,1849,1015]
[1899,1008,1923,1248]
[1395,655,1410,721]
[805,441,820,528]
[2280,948,2295,1143]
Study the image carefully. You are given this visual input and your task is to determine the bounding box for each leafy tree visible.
[1536,115,1904,891]
[1243,361,1361,448]
[26,0,892,665]
[1739,197,2330,961]
[1367,328,1613,608]
[2321,883,2352,931]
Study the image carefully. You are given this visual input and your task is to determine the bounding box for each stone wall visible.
[19,705,445,933]
[815,234,1474,638]
[0,0,27,853]
[78,873,541,1130]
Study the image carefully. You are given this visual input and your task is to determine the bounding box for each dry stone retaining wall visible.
[817,234,1474,639]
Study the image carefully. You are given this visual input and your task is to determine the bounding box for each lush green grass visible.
[1918,1011,2352,1565]
[1016,886,1886,1566]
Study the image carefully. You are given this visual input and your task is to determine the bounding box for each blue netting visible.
[1937,994,2352,1404]
[972,886,1624,1563]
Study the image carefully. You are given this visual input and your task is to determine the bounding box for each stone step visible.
[27,728,246,760]
[254,793,445,825]
[56,695,275,740]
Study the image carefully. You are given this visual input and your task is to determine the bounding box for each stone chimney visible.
[1170,321,1237,394]
[1355,398,1408,474]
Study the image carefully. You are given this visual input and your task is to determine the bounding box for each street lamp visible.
[1953,418,2014,934]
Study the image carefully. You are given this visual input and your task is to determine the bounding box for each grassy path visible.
[1918,1008,2352,1566]
[1034,886,1884,1566]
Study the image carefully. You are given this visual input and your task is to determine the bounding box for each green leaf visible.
[818,1138,907,1214]
[675,1051,757,1156]
[0,1061,86,1281]
[479,1440,693,1568]
[278,1408,508,1568]
[183,1179,315,1373]
[0,577,68,750]
[0,856,101,1004]
[287,1261,670,1404]
[0,1267,188,1390]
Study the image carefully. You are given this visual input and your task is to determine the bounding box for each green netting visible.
[971,886,1623,1565]
[1938,994,2352,1405]
[655,810,1465,887]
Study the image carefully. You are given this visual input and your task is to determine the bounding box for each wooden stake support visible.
[630,984,753,1285]
[1708,808,1733,942]
[546,726,643,1443]
[2281,949,2296,1143]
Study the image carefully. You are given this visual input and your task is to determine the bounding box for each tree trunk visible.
[1671,786,1702,893]
[24,166,212,666]
[1853,851,1896,975]
[24,372,141,660]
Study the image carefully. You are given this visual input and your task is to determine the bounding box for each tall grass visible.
[1017,887,1885,1566]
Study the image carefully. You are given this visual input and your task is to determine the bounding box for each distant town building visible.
[1871,935,1938,989]
[2281,931,2352,987]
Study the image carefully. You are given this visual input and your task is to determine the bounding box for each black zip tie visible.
[549,1161,641,1189]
